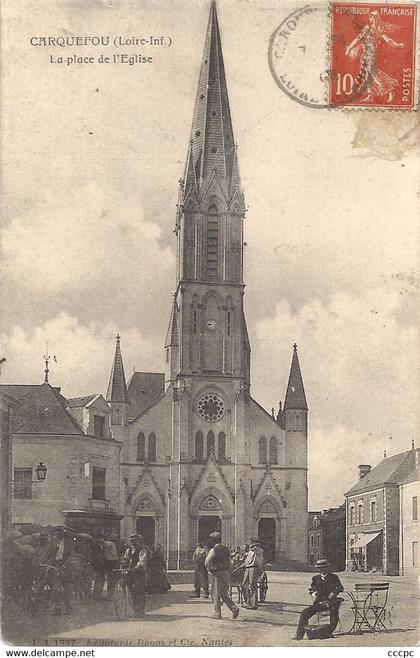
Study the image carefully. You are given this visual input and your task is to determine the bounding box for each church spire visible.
[186,0,238,193]
[106,334,128,402]
[284,344,308,411]
[165,296,178,348]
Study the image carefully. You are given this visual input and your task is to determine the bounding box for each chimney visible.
[358,464,371,480]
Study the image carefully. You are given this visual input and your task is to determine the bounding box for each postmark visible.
[269,2,418,110]
[268,4,331,109]
[329,3,417,108]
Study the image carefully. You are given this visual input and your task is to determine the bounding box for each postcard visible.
[1,0,418,653]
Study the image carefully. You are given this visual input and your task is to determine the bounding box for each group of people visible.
[192,535,344,639]
[191,535,264,613]
[3,527,170,616]
[4,526,345,640]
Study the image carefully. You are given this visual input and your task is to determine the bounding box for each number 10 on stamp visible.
[330,3,417,108]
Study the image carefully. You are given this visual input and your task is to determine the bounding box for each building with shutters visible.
[105,1,309,568]
[345,448,418,575]
[1,383,122,536]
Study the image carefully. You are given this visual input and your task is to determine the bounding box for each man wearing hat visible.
[242,538,264,610]
[205,531,239,620]
[121,534,148,616]
[293,558,344,640]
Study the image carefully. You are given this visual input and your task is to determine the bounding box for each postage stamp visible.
[329,3,417,108]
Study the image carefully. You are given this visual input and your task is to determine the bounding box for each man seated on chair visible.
[293,558,344,641]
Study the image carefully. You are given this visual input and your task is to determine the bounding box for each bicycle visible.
[31,563,64,615]
[113,569,134,620]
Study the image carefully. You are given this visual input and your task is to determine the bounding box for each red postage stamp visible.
[330,3,417,108]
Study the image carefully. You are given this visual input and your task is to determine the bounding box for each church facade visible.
[107,2,309,568]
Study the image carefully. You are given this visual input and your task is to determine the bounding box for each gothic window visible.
[218,432,226,460]
[112,407,121,425]
[197,393,224,422]
[227,311,231,336]
[199,494,222,511]
[195,431,204,461]
[259,499,276,514]
[269,437,278,464]
[206,207,218,278]
[137,432,145,462]
[258,437,267,464]
[148,433,157,462]
[193,309,197,335]
[207,430,215,456]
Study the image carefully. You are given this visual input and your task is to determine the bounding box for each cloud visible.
[0,181,175,339]
[0,312,162,398]
[1,180,174,293]
[251,286,417,508]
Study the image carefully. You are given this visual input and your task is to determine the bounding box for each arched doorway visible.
[258,518,276,562]
[257,499,278,562]
[198,494,222,544]
[198,516,222,544]
[134,496,157,549]
[136,516,155,548]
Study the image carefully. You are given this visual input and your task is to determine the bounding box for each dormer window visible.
[93,415,105,438]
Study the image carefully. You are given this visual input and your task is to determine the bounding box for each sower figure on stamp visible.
[205,531,239,620]
[190,542,209,599]
[293,558,344,641]
[121,533,148,617]
[242,538,264,610]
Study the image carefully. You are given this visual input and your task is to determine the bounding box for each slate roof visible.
[345,449,416,496]
[397,466,419,486]
[66,394,97,408]
[184,1,239,197]
[165,298,178,348]
[127,372,165,420]
[106,335,128,403]
[0,383,84,435]
[284,344,308,411]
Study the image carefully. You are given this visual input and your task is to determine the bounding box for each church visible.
[107,1,309,569]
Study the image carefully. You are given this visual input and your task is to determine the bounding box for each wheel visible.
[113,580,133,620]
[31,580,60,615]
[258,573,268,602]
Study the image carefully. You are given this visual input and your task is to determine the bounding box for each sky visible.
[1,0,418,510]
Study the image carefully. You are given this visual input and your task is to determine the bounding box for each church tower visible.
[120,2,308,569]
[107,334,129,443]
[166,0,250,389]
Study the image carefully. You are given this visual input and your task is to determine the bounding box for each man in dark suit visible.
[293,558,344,640]
[121,533,148,616]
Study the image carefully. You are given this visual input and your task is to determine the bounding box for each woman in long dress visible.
[147,545,171,594]
[345,10,404,102]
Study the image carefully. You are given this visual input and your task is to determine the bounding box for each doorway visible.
[136,516,155,548]
[198,516,222,545]
[258,518,276,562]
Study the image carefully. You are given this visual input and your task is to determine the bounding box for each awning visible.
[352,531,382,549]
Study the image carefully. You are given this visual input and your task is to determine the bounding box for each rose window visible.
[197,394,224,422]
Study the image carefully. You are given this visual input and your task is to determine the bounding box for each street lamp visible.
[35,462,47,482]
